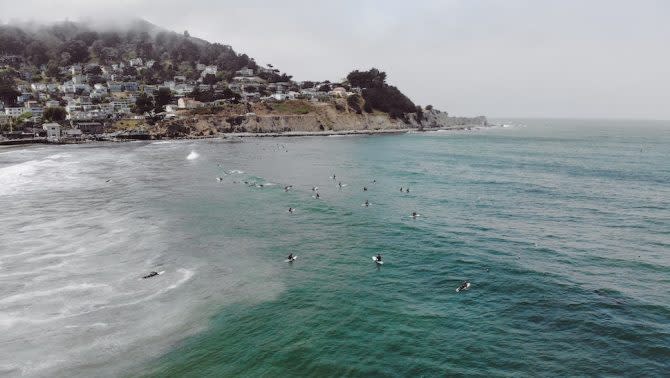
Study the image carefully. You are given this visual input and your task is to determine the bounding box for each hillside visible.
[0,19,486,140]
[0,19,259,82]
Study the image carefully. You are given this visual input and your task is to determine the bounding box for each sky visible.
[1,0,669,120]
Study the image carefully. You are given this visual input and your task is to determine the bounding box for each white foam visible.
[186,151,200,160]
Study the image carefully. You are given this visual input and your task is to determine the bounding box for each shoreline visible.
[0,124,491,146]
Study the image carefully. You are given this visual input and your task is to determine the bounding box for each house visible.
[177,98,204,109]
[5,107,25,117]
[201,65,218,77]
[123,82,140,92]
[70,65,82,75]
[236,67,254,77]
[72,75,88,85]
[64,128,83,140]
[31,83,48,92]
[24,104,44,121]
[45,100,60,108]
[43,123,61,141]
[129,58,143,67]
[108,82,124,93]
[24,100,39,109]
[77,122,104,134]
[16,93,31,105]
[272,93,288,101]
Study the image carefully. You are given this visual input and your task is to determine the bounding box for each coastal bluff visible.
[149,101,487,138]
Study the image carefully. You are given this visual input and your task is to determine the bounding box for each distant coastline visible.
[0,123,493,146]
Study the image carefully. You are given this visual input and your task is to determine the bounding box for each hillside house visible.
[43,123,61,141]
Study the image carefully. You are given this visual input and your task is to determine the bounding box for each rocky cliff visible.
[145,100,487,138]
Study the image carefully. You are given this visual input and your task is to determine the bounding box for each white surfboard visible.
[456,282,471,292]
[372,256,383,265]
[285,256,297,262]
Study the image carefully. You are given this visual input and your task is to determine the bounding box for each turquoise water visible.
[1,119,669,377]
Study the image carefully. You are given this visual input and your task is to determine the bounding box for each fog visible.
[2,0,668,119]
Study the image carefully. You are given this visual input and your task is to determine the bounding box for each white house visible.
[177,98,204,109]
[5,107,24,117]
[272,93,288,101]
[201,65,218,76]
[70,65,82,75]
[43,123,61,141]
[72,75,88,85]
[31,83,47,92]
[236,67,254,77]
[45,100,60,108]
[129,58,143,67]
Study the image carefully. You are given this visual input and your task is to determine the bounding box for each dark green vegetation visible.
[0,19,423,121]
[347,68,416,118]
[0,20,257,84]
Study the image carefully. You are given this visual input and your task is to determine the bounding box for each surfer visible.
[364,200,369,207]
[143,271,159,279]
[288,207,295,213]
[331,174,336,180]
[312,186,318,191]
[316,192,320,199]
[406,187,410,193]
[363,187,368,191]
[400,187,403,192]
[284,185,292,192]
[338,182,342,189]
[412,211,418,218]
[375,253,382,262]
[372,179,376,184]
[457,281,470,292]
[287,253,294,261]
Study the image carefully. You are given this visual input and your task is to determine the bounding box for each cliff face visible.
[147,100,487,138]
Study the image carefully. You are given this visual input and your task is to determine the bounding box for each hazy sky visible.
[2,0,669,119]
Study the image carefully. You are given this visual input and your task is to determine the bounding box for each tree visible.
[25,41,49,66]
[133,92,154,114]
[202,73,218,85]
[123,66,138,77]
[346,68,386,89]
[45,60,62,80]
[43,106,67,122]
[85,65,102,75]
[60,39,89,63]
[0,78,19,106]
[184,30,190,37]
[415,105,424,122]
[425,104,433,111]
[153,87,173,112]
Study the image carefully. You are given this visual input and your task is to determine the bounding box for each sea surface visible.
[0,119,668,377]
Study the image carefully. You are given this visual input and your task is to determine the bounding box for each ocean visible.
[0,119,668,377]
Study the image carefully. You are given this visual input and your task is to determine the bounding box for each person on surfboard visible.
[143,271,159,279]
[376,253,382,262]
[287,253,294,261]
